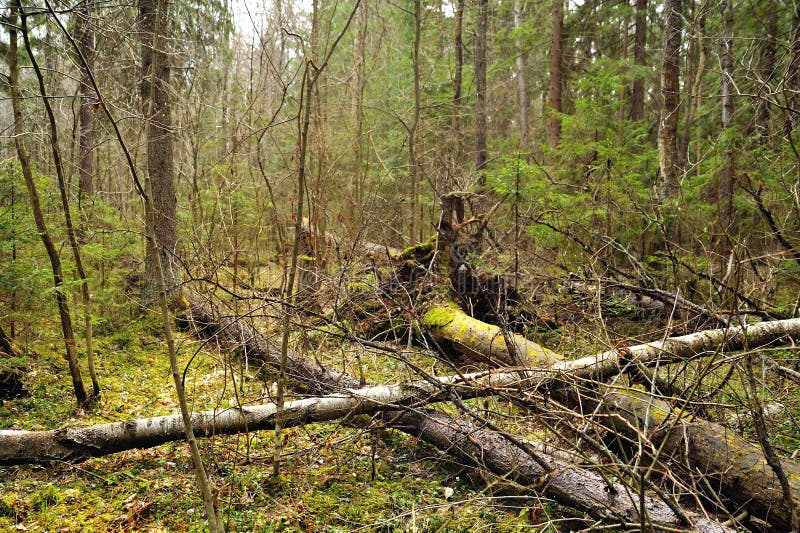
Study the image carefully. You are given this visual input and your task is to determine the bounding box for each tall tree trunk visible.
[718,0,735,247]
[409,0,421,244]
[785,2,800,136]
[475,0,488,174]
[680,0,706,166]
[658,0,682,202]
[351,0,367,216]
[754,4,777,141]
[451,0,464,167]
[140,0,179,305]
[22,11,101,400]
[140,1,221,528]
[77,0,95,206]
[7,0,88,407]
[547,0,563,150]
[309,0,329,271]
[630,0,647,121]
[513,0,528,148]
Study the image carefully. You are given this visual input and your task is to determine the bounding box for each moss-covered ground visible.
[2,255,798,532]
[0,306,566,532]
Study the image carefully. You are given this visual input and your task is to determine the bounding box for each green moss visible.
[422,305,457,328]
[399,235,436,261]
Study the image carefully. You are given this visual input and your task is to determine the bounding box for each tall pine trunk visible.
[451,0,464,166]
[658,0,682,202]
[754,5,777,141]
[718,0,735,251]
[630,0,647,121]
[139,0,179,305]
[77,1,95,207]
[513,0,528,148]
[475,0,487,173]
[409,0,421,243]
[547,0,563,150]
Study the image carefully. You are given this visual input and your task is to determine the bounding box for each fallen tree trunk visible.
[394,409,731,532]
[425,302,800,381]
[0,302,734,531]
[0,380,732,531]
[190,301,362,394]
[422,303,561,367]
[603,388,800,531]
[566,316,800,380]
[195,297,800,528]
[0,375,498,465]
[424,306,800,531]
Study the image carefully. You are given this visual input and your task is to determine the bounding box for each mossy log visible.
[421,306,800,530]
[422,303,561,367]
[602,388,800,531]
[0,309,732,531]
[189,300,362,394]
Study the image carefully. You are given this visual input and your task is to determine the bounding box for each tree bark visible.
[140,0,179,305]
[22,11,101,399]
[422,304,800,531]
[0,316,735,532]
[8,1,88,407]
[547,0,563,150]
[658,0,683,202]
[718,0,735,246]
[351,0,367,216]
[76,0,95,205]
[680,0,707,166]
[754,4,777,141]
[422,304,561,367]
[395,409,731,532]
[475,0,488,173]
[630,0,647,121]
[409,0,422,243]
[451,0,464,164]
[785,2,800,136]
[513,0,528,147]
[0,374,508,466]
[190,300,362,394]
[603,388,800,532]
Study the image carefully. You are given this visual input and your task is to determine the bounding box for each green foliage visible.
[0,161,52,327]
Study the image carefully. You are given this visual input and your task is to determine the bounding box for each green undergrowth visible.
[0,306,564,532]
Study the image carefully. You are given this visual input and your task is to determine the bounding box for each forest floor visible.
[0,308,570,531]
[1,263,799,532]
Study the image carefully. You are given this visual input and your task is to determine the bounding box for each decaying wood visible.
[7,281,798,528]
[0,374,505,465]
[190,300,362,394]
[422,303,561,367]
[395,409,732,532]
[423,305,800,530]
[602,389,800,531]
[0,308,734,531]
